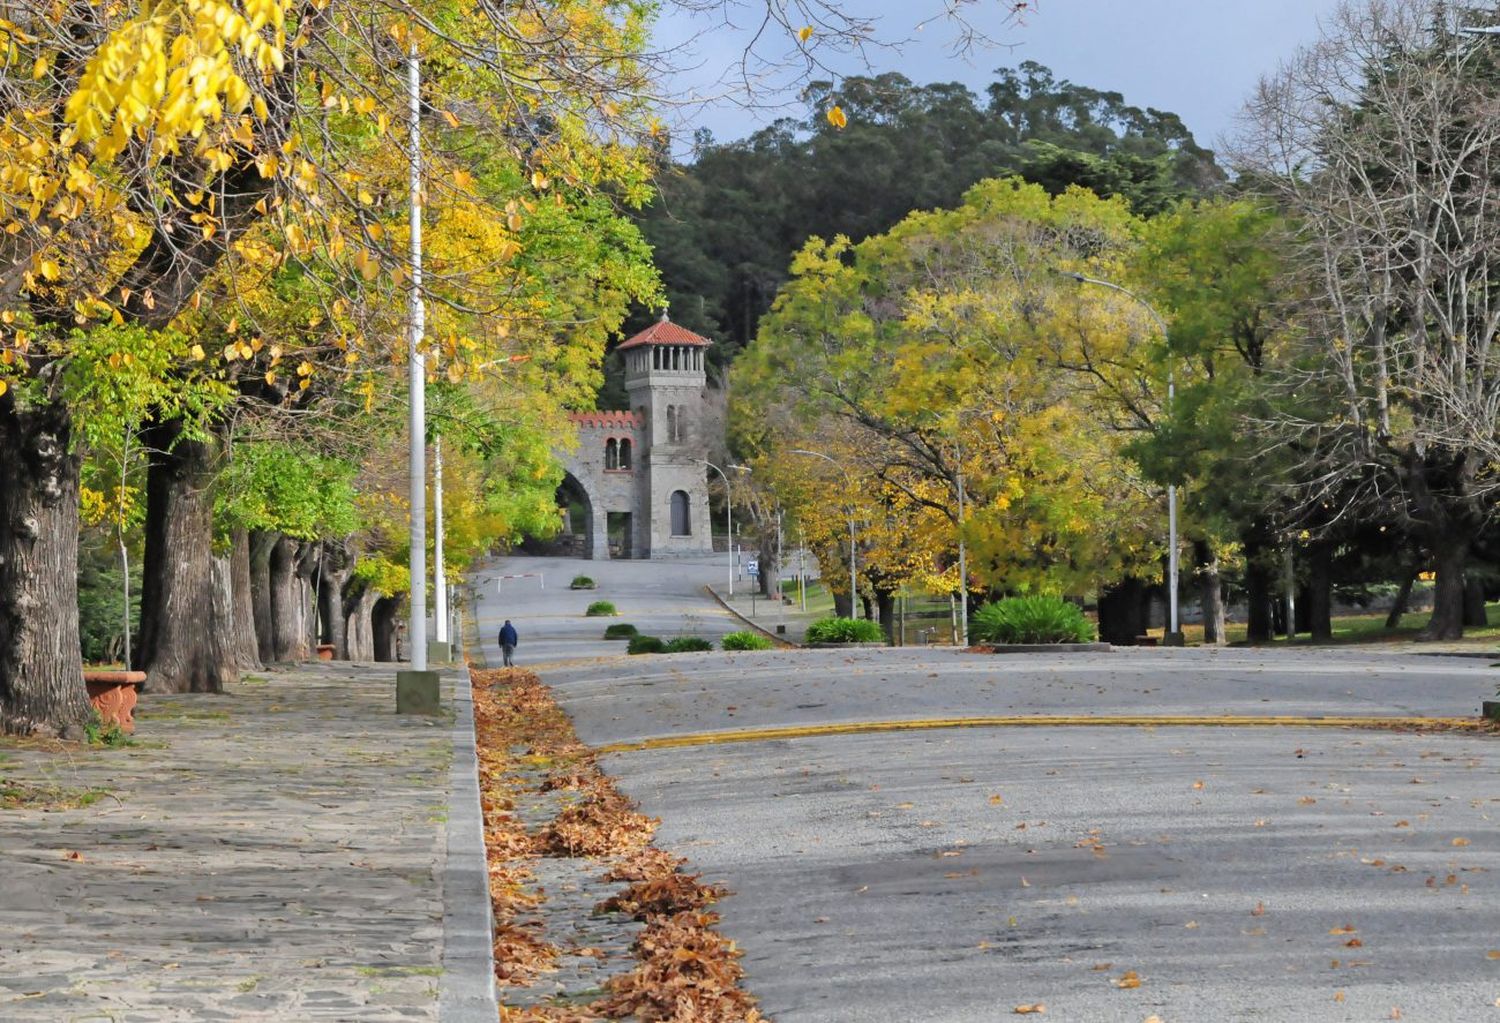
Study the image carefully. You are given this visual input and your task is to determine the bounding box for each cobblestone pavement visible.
[0,663,455,1022]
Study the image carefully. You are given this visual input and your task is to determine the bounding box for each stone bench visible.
[83,670,146,733]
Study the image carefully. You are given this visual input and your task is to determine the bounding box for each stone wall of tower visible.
[624,344,714,556]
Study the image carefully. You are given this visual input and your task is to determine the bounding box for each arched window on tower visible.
[618,437,632,470]
[604,438,619,470]
[670,490,691,536]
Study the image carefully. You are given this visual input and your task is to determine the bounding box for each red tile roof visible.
[568,410,644,430]
[617,315,712,350]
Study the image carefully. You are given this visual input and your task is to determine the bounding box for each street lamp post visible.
[699,459,735,596]
[406,47,428,674]
[790,449,860,619]
[1058,270,1182,644]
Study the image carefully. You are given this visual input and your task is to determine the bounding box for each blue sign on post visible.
[746,559,759,577]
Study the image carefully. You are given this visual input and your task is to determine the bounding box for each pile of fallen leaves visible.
[472,668,767,1022]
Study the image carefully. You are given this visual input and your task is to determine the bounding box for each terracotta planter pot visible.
[83,670,147,734]
[316,644,336,661]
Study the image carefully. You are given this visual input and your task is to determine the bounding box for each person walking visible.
[498,619,519,667]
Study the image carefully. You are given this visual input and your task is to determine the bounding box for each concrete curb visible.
[976,642,1114,654]
[703,585,799,648]
[437,667,499,1021]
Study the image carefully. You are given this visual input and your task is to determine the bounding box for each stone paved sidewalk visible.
[0,663,459,1022]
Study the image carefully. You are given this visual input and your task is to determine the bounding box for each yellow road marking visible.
[596,715,1489,753]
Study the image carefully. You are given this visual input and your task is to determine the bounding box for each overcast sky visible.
[652,0,1347,153]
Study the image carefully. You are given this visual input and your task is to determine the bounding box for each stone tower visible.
[619,314,714,556]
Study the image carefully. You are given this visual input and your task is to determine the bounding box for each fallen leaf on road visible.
[1486,950,1500,960]
[1299,797,1317,806]
[1334,991,1345,1003]
[1329,925,1357,935]
[1251,901,1266,917]
[989,794,1005,806]
[1453,837,1471,847]
[1184,920,1198,929]
[1114,969,1142,989]
[1013,1004,1045,1015]
[1144,1016,1163,1023]
[1020,876,1031,887]
[1192,780,1204,790]
[61,850,84,862]
[1345,938,1364,948]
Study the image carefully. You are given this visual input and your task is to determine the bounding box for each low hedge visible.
[664,636,714,653]
[627,635,666,655]
[721,631,774,652]
[569,575,597,590]
[584,600,617,617]
[972,595,1096,645]
[603,623,639,640]
[805,616,885,644]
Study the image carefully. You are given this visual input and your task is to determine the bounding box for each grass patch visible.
[355,964,444,977]
[584,600,618,617]
[722,631,774,651]
[603,623,639,640]
[0,779,114,810]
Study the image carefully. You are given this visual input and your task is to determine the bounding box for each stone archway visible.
[555,469,608,560]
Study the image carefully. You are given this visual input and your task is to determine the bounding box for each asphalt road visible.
[474,556,1500,1021]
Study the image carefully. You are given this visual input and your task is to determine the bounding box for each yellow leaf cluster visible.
[62,0,288,160]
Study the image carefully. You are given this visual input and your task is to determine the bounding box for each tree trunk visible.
[1463,573,1489,628]
[268,535,308,661]
[344,578,377,661]
[318,542,354,660]
[134,420,235,693]
[227,528,261,669]
[875,588,897,644]
[1244,531,1275,644]
[295,542,318,654]
[0,399,91,736]
[1305,540,1333,642]
[1385,564,1417,629]
[1097,577,1149,646]
[249,529,277,663]
[832,588,852,618]
[1194,541,1226,646]
[372,596,401,662]
[1420,534,1467,640]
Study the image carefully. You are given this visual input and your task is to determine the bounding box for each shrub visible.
[584,600,617,617]
[972,595,1096,645]
[664,636,714,653]
[603,623,639,640]
[805,617,886,644]
[721,631,774,652]
[569,575,597,590]
[627,635,666,655]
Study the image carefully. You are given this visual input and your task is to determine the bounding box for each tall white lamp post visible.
[1058,270,1182,644]
[699,459,735,596]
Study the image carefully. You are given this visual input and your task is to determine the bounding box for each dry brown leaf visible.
[1333,990,1346,1003]
[1013,1004,1046,1015]
[1486,950,1500,960]
[1192,780,1205,790]
[61,850,84,862]
[1329,924,1357,935]
[1114,969,1142,989]
[1251,901,1266,917]
[1453,837,1471,847]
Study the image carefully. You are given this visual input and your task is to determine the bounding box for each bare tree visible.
[1235,0,1500,638]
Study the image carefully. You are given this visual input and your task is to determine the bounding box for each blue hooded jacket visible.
[499,622,518,647]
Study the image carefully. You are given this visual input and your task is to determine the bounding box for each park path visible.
[0,662,463,1022]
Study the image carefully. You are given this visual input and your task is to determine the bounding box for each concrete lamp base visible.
[397,670,442,716]
[1162,632,1187,648]
[426,640,454,666]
